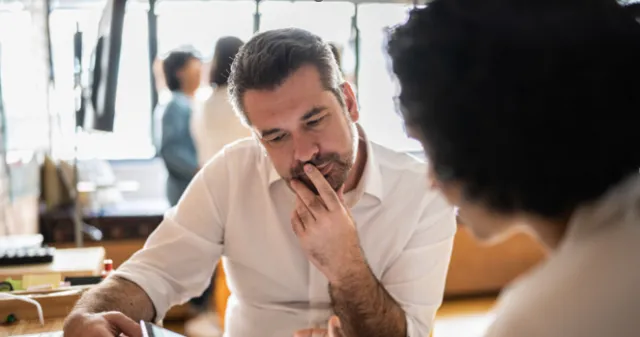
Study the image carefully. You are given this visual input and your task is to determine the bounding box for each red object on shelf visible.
[101,259,113,279]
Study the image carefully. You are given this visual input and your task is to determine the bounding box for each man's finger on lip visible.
[304,164,332,187]
[292,179,325,214]
[316,162,332,175]
[304,164,341,209]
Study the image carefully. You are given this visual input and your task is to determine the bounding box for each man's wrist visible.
[328,254,370,287]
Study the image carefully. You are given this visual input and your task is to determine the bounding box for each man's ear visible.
[340,82,359,123]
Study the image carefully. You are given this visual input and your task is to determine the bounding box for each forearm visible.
[329,263,407,337]
[70,275,156,322]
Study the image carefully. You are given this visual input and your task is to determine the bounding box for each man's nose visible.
[292,133,319,163]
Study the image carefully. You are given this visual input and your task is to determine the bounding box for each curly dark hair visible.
[387,0,640,219]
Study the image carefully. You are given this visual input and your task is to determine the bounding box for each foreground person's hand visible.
[293,316,344,337]
[63,311,142,337]
[290,164,366,284]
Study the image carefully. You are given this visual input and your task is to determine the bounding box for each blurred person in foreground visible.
[389,3,640,336]
[62,28,456,337]
[304,0,640,336]
[186,36,248,337]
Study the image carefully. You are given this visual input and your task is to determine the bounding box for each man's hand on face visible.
[290,164,366,284]
[293,316,344,337]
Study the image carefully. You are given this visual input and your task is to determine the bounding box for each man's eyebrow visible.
[260,128,282,138]
[301,106,328,121]
[259,107,328,138]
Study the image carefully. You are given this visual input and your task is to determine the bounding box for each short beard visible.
[288,110,359,195]
[290,152,352,195]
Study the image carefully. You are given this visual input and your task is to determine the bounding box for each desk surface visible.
[0,318,64,336]
[0,298,497,337]
[1,319,183,336]
[0,247,105,280]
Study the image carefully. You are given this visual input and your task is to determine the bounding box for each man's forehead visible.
[244,67,325,105]
[245,89,333,128]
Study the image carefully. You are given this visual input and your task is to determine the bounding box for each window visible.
[1,1,420,160]
[259,1,356,78]
[357,4,422,152]
[0,9,50,152]
[157,0,255,59]
[49,1,153,160]
[156,0,255,103]
[258,2,420,152]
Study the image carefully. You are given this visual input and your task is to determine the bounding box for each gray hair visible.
[228,28,345,126]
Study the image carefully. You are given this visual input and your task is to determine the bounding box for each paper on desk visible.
[22,273,62,291]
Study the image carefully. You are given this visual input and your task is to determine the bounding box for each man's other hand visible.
[290,164,366,284]
[63,311,142,337]
[294,316,344,337]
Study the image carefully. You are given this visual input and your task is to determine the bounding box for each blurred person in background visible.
[192,36,250,167]
[186,36,248,337]
[156,50,202,207]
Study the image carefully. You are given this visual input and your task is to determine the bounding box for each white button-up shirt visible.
[114,135,456,337]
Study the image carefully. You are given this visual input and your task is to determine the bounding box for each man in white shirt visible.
[62,28,456,337]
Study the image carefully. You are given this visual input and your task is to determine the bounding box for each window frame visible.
[2,0,424,162]
[47,1,156,161]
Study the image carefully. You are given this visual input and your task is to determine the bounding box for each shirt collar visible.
[267,124,384,204]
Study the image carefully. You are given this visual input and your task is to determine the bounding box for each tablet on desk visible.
[141,321,185,337]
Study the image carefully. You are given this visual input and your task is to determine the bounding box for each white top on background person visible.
[192,36,251,167]
[192,87,251,166]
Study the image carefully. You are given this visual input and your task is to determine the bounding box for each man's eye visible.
[269,134,287,143]
[306,116,325,127]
